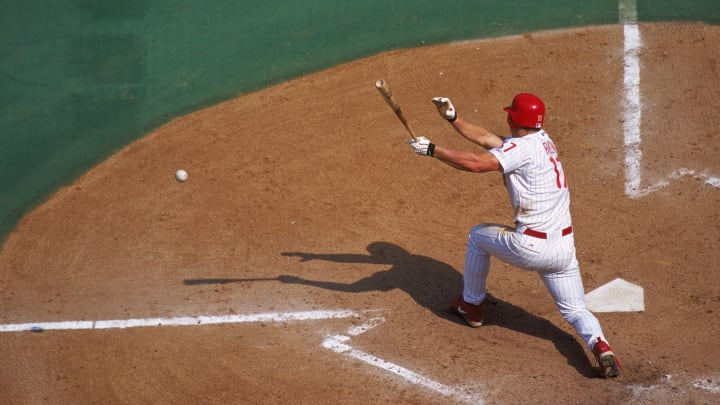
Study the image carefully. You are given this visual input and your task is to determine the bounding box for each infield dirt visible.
[1,23,719,404]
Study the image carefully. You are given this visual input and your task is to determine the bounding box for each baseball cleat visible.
[452,293,484,327]
[593,337,621,378]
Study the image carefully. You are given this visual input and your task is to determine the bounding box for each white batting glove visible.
[409,136,435,157]
[432,97,457,122]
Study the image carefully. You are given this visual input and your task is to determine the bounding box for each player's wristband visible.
[427,143,436,157]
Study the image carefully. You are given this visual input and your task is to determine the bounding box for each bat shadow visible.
[276,241,594,377]
[183,278,248,285]
[183,277,284,285]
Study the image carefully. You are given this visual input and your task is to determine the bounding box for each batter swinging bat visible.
[375,79,418,141]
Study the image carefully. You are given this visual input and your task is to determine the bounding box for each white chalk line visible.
[1,311,484,401]
[620,0,719,198]
[0,310,360,332]
[620,2,719,399]
[628,168,720,198]
[628,373,720,397]
[622,21,643,198]
[693,377,720,394]
[323,318,484,404]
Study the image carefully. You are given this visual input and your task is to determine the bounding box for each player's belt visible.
[523,226,573,239]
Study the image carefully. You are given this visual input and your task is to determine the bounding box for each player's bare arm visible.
[433,146,501,173]
[432,97,504,149]
[450,117,504,149]
[408,137,501,173]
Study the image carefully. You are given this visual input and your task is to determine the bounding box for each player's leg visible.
[453,223,509,326]
[539,261,621,377]
[462,223,515,303]
[538,260,606,348]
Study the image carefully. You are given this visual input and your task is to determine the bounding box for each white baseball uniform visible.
[462,129,608,350]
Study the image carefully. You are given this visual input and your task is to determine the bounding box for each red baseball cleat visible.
[593,337,621,378]
[452,293,484,327]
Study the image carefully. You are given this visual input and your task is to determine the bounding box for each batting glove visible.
[409,136,435,157]
[432,97,457,122]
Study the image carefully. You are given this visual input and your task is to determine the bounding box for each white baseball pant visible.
[462,223,608,350]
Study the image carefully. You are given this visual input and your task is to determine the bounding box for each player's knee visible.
[558,307,587,324]
[467,224,491,249]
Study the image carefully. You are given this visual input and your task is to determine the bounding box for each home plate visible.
[585,278,644,312]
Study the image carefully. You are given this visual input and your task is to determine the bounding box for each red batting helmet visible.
[503,93,545,129]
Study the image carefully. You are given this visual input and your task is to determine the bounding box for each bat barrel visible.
[374,79,417,141]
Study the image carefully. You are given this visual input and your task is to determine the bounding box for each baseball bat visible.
[375,79,418,141]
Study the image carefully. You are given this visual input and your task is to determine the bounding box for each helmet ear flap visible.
[506,113,518,129]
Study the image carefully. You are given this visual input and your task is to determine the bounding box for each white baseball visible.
[175,169,188,182]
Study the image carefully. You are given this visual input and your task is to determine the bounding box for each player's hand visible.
[409,136,435,157]
[432,97,457,122]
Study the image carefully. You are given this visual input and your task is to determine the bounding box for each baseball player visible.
[409,93,621,378]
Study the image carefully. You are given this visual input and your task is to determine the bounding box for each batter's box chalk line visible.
[628,374,720,398]
[2,309,484,403]
[322,317,485,404]
[626,167,720,199]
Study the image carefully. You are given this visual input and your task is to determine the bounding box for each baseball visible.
[175,169,188,182]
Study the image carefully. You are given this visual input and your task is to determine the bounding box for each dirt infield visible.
[1,23,719,404]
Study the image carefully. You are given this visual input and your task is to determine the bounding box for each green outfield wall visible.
[1,0,718,243]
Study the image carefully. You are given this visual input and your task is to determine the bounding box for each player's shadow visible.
[278,241,594,377]
[281,241,462,322]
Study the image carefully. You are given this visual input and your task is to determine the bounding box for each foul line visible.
[622,15,643,198]
[620,0,720,198]
[0,310,359,333]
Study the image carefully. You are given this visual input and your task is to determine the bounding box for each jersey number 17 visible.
[550,157,568,189]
